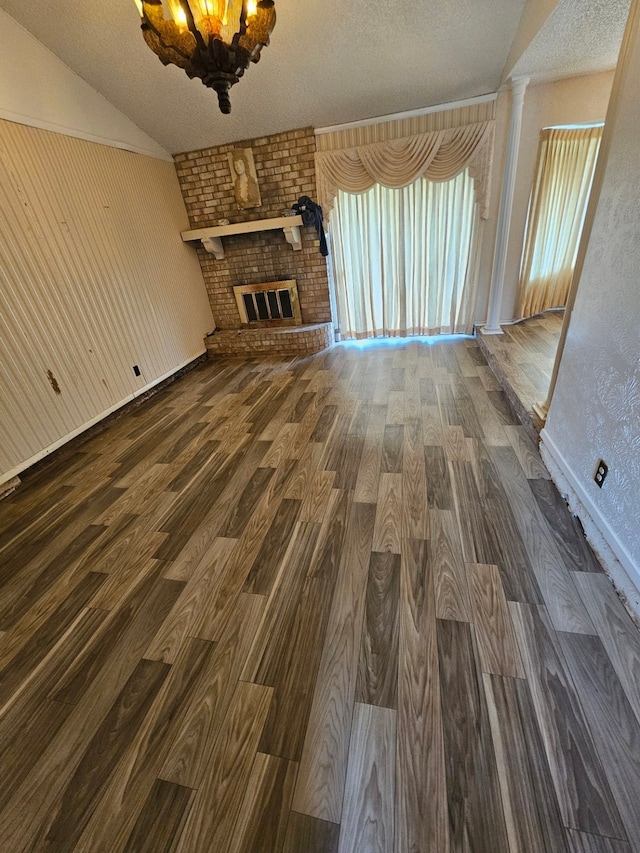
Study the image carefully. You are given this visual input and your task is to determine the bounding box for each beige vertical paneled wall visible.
[0,119,214,485]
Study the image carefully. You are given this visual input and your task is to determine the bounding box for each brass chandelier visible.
[134,0,276,114]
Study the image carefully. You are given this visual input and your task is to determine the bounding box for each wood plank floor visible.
[1,336,639,853]
[477,309,563,440]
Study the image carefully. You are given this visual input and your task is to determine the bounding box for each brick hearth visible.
[204,322,333,358]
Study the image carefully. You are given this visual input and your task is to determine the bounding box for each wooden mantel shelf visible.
[181,215,304,260]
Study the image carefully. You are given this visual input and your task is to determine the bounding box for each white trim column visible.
[484,77,529,334]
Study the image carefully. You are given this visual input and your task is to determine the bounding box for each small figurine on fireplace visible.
[228,148,261,210]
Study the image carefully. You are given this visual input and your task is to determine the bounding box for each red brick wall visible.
[174,127,331,330]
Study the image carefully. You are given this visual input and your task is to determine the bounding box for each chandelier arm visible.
[179,1,208,52]
[136,0,276,114]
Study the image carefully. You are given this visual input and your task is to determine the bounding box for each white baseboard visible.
[0,352,204,488]
[540,427,640,619]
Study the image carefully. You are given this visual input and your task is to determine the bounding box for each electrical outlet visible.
[133,365,141,377]
[594,459,608,488]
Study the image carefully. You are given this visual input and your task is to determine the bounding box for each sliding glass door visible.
[329,170,480,340]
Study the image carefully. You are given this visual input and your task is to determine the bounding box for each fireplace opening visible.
[234,280,301,327]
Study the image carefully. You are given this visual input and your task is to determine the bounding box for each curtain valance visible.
[316,120,495,221]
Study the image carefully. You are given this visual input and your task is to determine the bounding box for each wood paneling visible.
[574,573,640,725]
[356,551,400,709]
[505,425,552,479]
[402,417,429,540]
[258,576,334,761]
[32,658,171,851]
[483,673,569,852]
[560,632,640,846]
[424,445,453,509]
[144,536,237,664]
[308,488,352,581]
[123,779,194,853]
[381,425,404,473]
[175,681,273,851]
[0,337,636,852]
[475,447,544,605]
[242,499,303,595]
[353,404,386,504]
[510,603,625,839]
[566,829,633,853]
[283,812,340,853]
[529,479,604,573]
[74,636,216,852]
[292,502,376,824]
[158,594,265,790]
[437,618,510,852]
[490,447,594,634]
[476,310,563,439]
[337,703,396,853]
[229,752,297,853]
[430,509,471,622]
[372,473,403,554]
[243,522,321,685]
[396,538,449,853]
[469,563,525,678]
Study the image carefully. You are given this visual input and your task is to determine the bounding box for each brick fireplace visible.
[174,126,333,356]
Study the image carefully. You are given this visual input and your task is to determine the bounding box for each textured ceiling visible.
[0,0,628,155]
[0,0,527,154]
[511,0,630,82]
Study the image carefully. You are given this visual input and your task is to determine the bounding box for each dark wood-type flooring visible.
[1,336,639,852]
[478,310,563,439]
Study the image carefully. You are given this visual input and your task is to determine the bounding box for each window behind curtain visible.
[329,170,480,340]
[517,125,602,319]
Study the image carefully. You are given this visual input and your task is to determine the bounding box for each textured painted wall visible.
[174,127,331,329]
[542,5,640,584]
[0,120,213,484]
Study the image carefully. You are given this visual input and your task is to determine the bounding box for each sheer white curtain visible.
[329,170,481,339]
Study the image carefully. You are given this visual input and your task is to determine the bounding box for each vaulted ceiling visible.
[0,0,629,155]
